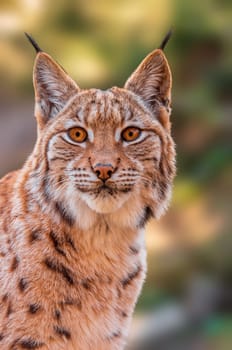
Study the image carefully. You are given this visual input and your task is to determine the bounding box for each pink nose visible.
[93,163,114,181]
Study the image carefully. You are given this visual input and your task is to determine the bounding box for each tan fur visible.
[0,44,176,349]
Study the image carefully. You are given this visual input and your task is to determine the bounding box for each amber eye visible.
[122,127,141,142]
[68,127,87,143]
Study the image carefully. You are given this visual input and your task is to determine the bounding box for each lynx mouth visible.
[77,183,133,196]
[98,183,134,195]
[99,184,114,194]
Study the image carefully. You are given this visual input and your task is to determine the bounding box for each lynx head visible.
[28,34,176,223]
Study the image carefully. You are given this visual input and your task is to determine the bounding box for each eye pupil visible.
[128,132,133,137]
[76,132,81,137]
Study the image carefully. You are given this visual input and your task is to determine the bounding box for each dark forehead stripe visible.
[82,99,94,125]
[109,90,139,123]
[73,90,99,125]
[75,106,82,122]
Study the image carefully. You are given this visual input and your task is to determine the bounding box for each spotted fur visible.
[0,38,176,349]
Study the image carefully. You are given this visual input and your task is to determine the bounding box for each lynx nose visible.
[93,163,114,182]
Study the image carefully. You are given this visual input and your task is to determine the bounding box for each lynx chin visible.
[0,32,176,349]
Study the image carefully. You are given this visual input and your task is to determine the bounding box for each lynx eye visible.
[68,127,87,143]
[122,127,141,142]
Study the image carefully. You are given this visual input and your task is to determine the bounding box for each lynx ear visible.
[33,52,80,128]
[124,49,172,125]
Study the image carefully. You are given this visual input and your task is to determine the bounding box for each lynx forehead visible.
[49,87,157,137]
[0,32,176,349]
[65,88,141,121]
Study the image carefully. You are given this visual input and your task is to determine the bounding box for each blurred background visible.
[0,0,231,349]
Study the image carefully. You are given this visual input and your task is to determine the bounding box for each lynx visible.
[0,32,175,349]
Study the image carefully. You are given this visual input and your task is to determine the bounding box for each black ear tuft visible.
[25,32,43,53]
[159,29,173,51]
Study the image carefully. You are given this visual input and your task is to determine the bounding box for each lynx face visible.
[32,44,175,222]
[43,88,163,214]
